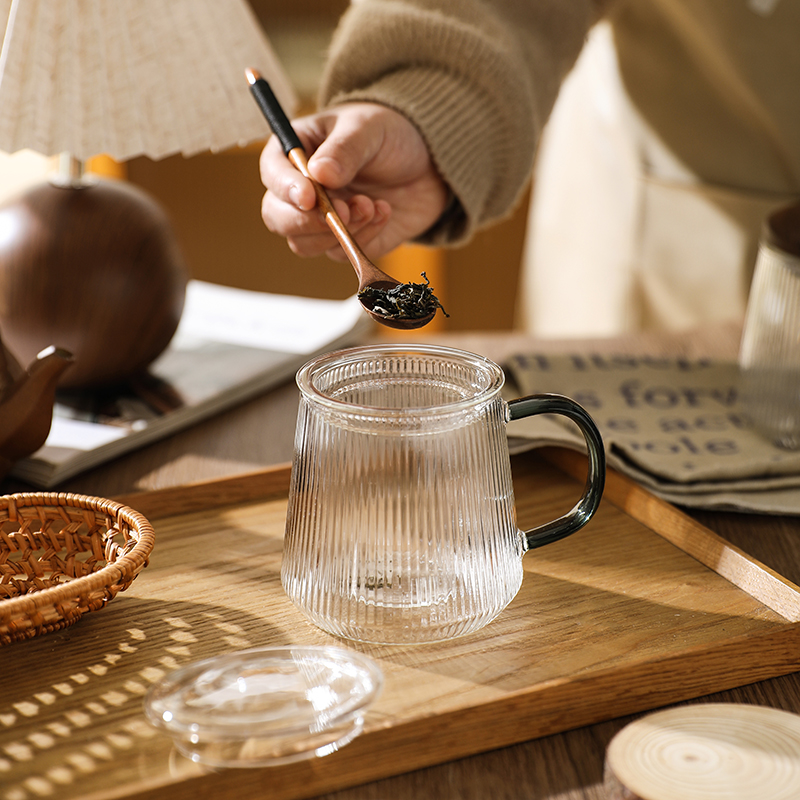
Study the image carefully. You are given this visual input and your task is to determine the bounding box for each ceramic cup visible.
[739,200,800,449]
[282,344,605,644]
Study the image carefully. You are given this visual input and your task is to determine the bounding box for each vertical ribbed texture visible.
[282,351,522,644]
[740,247,800,449]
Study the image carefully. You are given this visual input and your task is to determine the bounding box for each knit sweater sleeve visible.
[318,0,603,245]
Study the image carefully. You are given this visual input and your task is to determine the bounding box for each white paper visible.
[174,281,364,355]
[45,416,130,451]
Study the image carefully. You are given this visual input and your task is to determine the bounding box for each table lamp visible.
[0,0,296,388]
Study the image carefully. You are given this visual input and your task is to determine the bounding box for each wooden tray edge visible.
[113,462,293,519]
[542,447,800,623]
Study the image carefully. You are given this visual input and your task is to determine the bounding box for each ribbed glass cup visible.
[740,212,800,449]
[282,344,522,644]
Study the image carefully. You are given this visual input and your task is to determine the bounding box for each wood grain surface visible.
[2,452,799,800]
[603,703,800,799]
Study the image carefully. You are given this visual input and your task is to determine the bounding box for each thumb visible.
[306,109,381,190]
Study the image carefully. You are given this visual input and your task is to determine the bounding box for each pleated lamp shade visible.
[0,0,297,391]
[0,0,297,161]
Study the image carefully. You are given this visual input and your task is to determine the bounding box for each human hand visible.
[259,102,450,262]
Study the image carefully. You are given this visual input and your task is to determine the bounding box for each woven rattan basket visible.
[0,492,155,645]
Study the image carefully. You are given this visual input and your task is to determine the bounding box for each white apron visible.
[517,19,798,338]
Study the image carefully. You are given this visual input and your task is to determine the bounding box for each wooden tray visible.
[3,449,800,800]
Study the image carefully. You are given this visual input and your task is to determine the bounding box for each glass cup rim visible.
[759,240,800,271]
[296,343,506,416]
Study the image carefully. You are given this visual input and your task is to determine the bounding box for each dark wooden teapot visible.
[0,175,188,389]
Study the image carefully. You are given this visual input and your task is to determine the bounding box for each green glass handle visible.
[508,393,606,550]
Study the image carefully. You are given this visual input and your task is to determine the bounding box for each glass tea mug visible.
[740,200,800,449]
[282,344,605,644]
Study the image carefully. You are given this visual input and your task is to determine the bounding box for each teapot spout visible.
[0,345,74,476]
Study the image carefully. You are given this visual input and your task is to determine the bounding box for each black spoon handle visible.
[246,69,302,155]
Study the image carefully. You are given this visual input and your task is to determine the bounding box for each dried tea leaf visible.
[358,273,449,320]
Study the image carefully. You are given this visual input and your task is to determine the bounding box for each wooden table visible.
[5,323,800,800]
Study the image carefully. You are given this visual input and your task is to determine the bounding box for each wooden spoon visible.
[246,68,436,330]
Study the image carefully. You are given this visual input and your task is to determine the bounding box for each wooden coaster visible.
[604,704,800,799]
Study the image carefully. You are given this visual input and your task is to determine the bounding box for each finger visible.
[261,189,329,238]
[324,200,393,261]
[267,195,379,258]
[335,194,376,229]
[259,136,317,211]
[313,195,378,259]
[288,231,346,259]
[306,112,383,190]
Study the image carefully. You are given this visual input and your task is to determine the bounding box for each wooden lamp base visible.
[604,704,800,799]
[0,175,188,389]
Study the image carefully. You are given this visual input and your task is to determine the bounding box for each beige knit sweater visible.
[319,0,800,246]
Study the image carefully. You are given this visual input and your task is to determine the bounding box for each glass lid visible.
[143,645,383,768]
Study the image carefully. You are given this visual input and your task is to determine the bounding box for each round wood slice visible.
[604,703,800,800]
